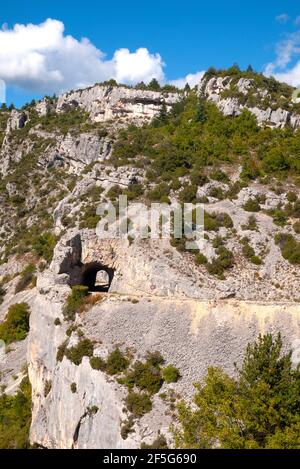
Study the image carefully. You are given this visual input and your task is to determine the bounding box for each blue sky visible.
[1,0,300,107]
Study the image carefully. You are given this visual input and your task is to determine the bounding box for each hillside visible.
[0,69,300,449]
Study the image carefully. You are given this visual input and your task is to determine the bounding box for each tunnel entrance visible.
[81,262,114,293]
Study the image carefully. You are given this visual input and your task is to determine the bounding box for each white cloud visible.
[295,16,300,25]
[169,71,205,89]
[264,31,300,86]
[0,18,166,94]
[275,13,290,24]
[275,13,289,24]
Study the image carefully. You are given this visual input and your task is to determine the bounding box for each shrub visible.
[44,380,52,397]
[141,434,168,449]
[65,338,94,366]
[207,246,234,278]
[0,303,30,344]
[121,416,135,440]
[125,361,163,395]
[15,264,36,294]
[195,252,208,265]
[63,285,89,321]
[241,215,258,231]
[287,191,297,203]
[106,348,129,375]
[275,233,300,265]
[56,340,68,362]
[32,232,56,263]
[90,356,106,372]
[271,208,288,227]
[54,318,61,326]
[162,365,180,384]
[0,285,5,305]
[145,351,165,368]
[243,198,260,212]
[125,392,152,417]
[293,221,300,234]
[0,376,31,448]
[70,382,77,393]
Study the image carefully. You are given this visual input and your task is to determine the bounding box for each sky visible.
[2,0,300,107]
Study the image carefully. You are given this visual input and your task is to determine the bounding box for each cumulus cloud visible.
[0,18,166,93]
[264,31,300,86]
[275,13,289,24]
[169,71,205,89]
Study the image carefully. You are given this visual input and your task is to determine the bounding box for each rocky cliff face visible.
[200,75,300,129]
[27,231,300,448]
[1,75,300,448]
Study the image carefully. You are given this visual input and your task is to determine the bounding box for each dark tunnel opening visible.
[81,262,114,293]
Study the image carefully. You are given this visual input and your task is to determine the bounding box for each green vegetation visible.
[106,348,129,375]
[243,198,261,212]
[240,237,262,265]
[207,246,234,278]
[32,232,57,263]
[0,284,5,305]
[90,356,106,371]
[0,303,30,344]
[162,365,180,383]
[0,376,32,449]
[63,285,89,321]
[122,360,163,395]
[173,334,300,449]
[121,416,135,440]
[70,383,77,393]
[65,338,94,366]
[125,391,152,417]
[15,263,36,294]
[141,434,168,449]
[111,87,300,201]
[275,233,300,265]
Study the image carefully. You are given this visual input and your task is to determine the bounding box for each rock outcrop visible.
[27,230,300,448]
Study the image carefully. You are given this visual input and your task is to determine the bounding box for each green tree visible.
[147,78,160,91]
[173,334,300,449]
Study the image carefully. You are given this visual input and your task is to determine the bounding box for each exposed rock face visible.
[27,230,300,448]
[56,85,179,124]
[5,110,28,132]
[200,75,300,129]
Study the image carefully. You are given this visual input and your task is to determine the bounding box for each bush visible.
[63,285,89,321]
[293,221,300,234]
[121,416,135,440]
[65,338,94,366]
[15,264,36,294]
[125,392,152,417]
[141,434,168,449]
[32,232,56,263]
[70,383,77,393]
[162,365,180,383]
[287,191,297,203]
[144,351,164,368]
[0,376,31,448]
[56,340,68,362]
[195,252,208,265]
[106,348,129,375]
[124,361,163,395]
[207,246,234,278]
[243,198,260,212]
[0,284,5,305]
[275,233,300,265]
[0,303,30,344]
[241,215,258,231]
[90,356,106,372]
